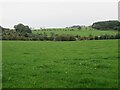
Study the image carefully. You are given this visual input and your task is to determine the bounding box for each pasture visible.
[2,40,118,88]
[0,41,2,89]
[32,28,118,37]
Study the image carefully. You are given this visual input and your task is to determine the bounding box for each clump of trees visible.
[66,25,81,30]
[92,20,120,30]
[14,23,32,33]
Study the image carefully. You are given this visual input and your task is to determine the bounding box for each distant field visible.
[2,40,118,88]
[32,28,118,36]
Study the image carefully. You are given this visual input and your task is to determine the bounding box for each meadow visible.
[0,41,2,89]
[2,40,118,88]
[32,28,118,37]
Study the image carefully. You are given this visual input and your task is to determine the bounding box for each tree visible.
[92,20,120,30]
[78,27,81,30]
[14,23,32,33]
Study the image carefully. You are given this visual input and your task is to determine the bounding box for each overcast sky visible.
[0,1,118,28]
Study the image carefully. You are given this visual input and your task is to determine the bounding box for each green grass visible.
[32,28,118,37]
[2,40,118,88]
[0,41,2,89]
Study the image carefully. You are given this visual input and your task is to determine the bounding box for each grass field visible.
[2,40,118,88]
[32,28,118,36]
[0,41,2,89]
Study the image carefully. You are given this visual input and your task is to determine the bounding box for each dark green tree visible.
[92,20,120,30]
[14,23,32,33]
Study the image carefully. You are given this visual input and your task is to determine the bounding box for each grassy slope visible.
[2,40,118,88]
[32,29,118,37]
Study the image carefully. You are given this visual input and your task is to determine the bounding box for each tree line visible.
[92,20,120,30]
[2,30,120,41]
[1,21,120,41]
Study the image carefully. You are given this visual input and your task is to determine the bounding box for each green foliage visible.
[2,40,118,88]
[2,29,120,41]
[2,30,27,40]
[92,20,120,30]
[0,26,10,32]
[1,24,119,41]
[14,23,32,33]
[68,25,81,29]
[78,26,81,30]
